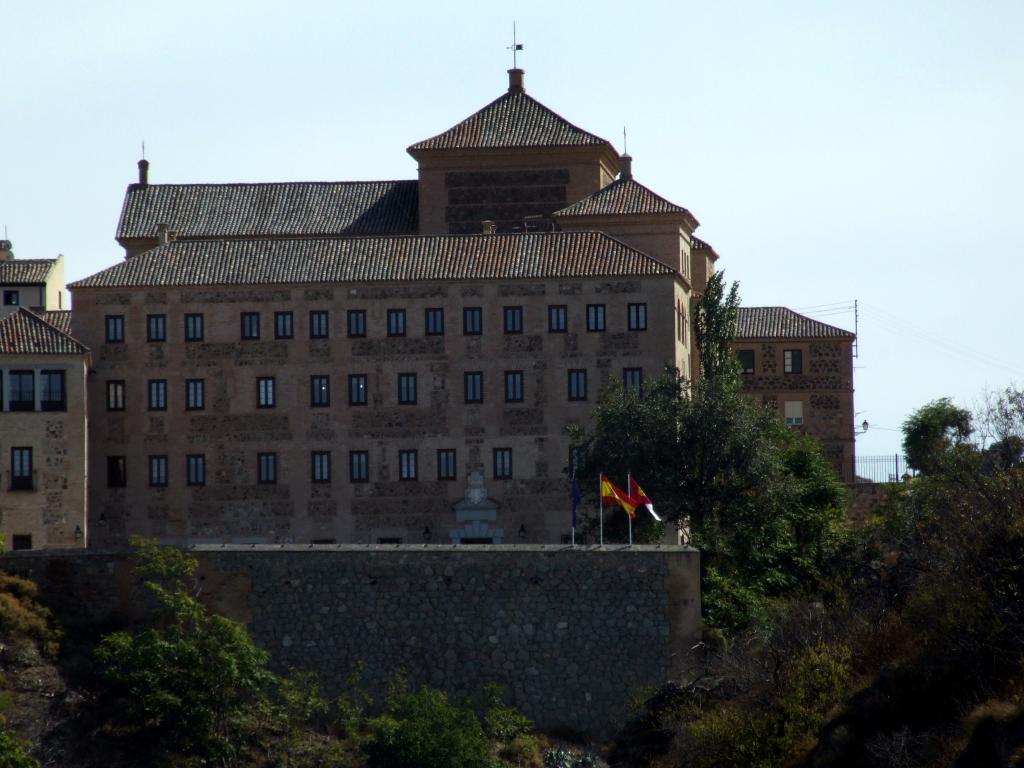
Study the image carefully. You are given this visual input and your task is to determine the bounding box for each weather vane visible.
[507,22,523,68]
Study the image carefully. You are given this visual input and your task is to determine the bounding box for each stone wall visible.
[0,544,701,738]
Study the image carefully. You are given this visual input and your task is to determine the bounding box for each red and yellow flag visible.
[600,475,638,519]
[629,476,662,521]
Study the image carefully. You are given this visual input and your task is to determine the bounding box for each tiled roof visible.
[692,236,712,250]
[737,306,855,339]
[553,177,693,218]
[408,90,611,152]
[116,180,418,241]
[36,310,72,336]
[0,308,88,355]
[69,233,674,290]
[0,259,56,284]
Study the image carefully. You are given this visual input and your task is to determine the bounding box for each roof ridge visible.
[128,179,417,189]
[736,305,855,339]
[553,175,692,218]
[0,307,89,355]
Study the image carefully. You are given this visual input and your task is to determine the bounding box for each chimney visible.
[0,240,13,261]
[482,220,497,235]
[138,158,150,187]
[156,223,171,245]
[508,68,525,94]
[619,153,633,180]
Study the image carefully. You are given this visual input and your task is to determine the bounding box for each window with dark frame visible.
[350,451,369,482]
[504,370,524,402]
[586,304,606,332]
[149,455,168,487]
[387,309,406,337]
[310,375,330,407]
[257,452,277,484]
[348,374,368,405]
[568,369,588,401]
[8,371,33,411]
[147,314,166,342]
[628,303,647,331]
[275,311,294,339]
[464,371,483,403]
[107,456,126,488]
[257,377,276,408]
[548,305,567,332]
[503,306,523,334]
[425,308,445,336]
[2,290,18,306]
[347,310,366,337]
[623,367,643,394]
[463,307,482,335]
[105,315,124,343]
[310,310,329,339]
[10,448,32,491]
[185,313,204,342]
[437,449,457,481]
[11,535,31,551]
[493,448,513,479]
[40,370,65,411]
[397,373,417,404]
[737,350,755,375]
[398,450,418,480]
[311,451,331,483]
[148,379,167,411]
[185,379,204,411]
[241,312,260,340]
[106,380,125,411]
[187,454,206,486]
[784,349,803,374]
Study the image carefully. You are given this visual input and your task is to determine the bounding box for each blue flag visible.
[571,477,581,528]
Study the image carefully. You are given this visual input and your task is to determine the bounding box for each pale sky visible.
[3,0,1022,457]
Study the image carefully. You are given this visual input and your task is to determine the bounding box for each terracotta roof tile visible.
[36,310,72,336]
[116,180,418,241]
[408,90,611,152]
[737,306,855,339]
[553,177,693,218]
[0,308,88,355]
[0,259,57,285]
[70,232,674,290]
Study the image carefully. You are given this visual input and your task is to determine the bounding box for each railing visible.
[854,454,916,484]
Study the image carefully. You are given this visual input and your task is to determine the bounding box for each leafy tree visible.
[694,270,741,383]
[0,726,38,768]
[901,397,973,474]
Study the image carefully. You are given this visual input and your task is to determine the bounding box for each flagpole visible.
[599,475,604,547]
[627,471,633,546]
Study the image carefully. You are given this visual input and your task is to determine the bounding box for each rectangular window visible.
[425,308,445,336]
[148,379,167,411]
[464,371,483,403]
[784,349,803,374]
[258,452,277,484]
[347,309,366,338]
[628,303,647,331]
[503,306,523,334]
[568,369,588,401]
[149,455,168,487]
[349,451,369,482]
[397,373,417,404]
[311,451,331,483]
[187,454,206,486]
[9,371,33,411]
[437,449,457,481]
[309,310,329,339]
[105,315,124,343]
[257,377,276,408]
[186,379,205,410]
[586,304,606,332]
[106,380,125,411]
[623,367,643,394]
[463,307,482,335]
[107,456,126,488]
[737,350,755,375]
[241,312,260,340]
[274,311,294,339]
[2,290,18,306]
[10,448,32,491]
[504,370,524,403]
[493,448,513,479]
[147,314,167,342]
[548,305,567,333]
[348,374,368,406]
[11,535,31,551]
[40,370,65,411]
[310,375,330,407]
[185,313,204,342]
[399,450,418,481]
[387,309,406,337]
[784,400,805,426]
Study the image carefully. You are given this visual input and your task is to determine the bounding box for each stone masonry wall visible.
[0,545,701,738]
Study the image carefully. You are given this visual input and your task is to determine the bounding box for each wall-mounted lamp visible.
[855,419,870,435]
[518,524,527,540]
[422,525,432,542]
[73,525,83,543]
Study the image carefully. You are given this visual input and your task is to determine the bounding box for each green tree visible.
[901,397,973,474]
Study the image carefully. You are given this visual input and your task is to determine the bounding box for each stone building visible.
[0,240,66,318]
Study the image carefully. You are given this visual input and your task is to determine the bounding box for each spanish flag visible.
[601,475,638,519]
[629,476,662,521]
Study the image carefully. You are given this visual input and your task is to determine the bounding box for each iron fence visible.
[854,454,916,484]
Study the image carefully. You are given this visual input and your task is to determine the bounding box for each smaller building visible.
[0,308,89,549]
[735,306,856,481]
[0,241,66,317]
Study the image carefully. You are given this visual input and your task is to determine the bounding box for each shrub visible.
[0,722,38,768]
[0,574,60,657]
[679,706,776,768]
